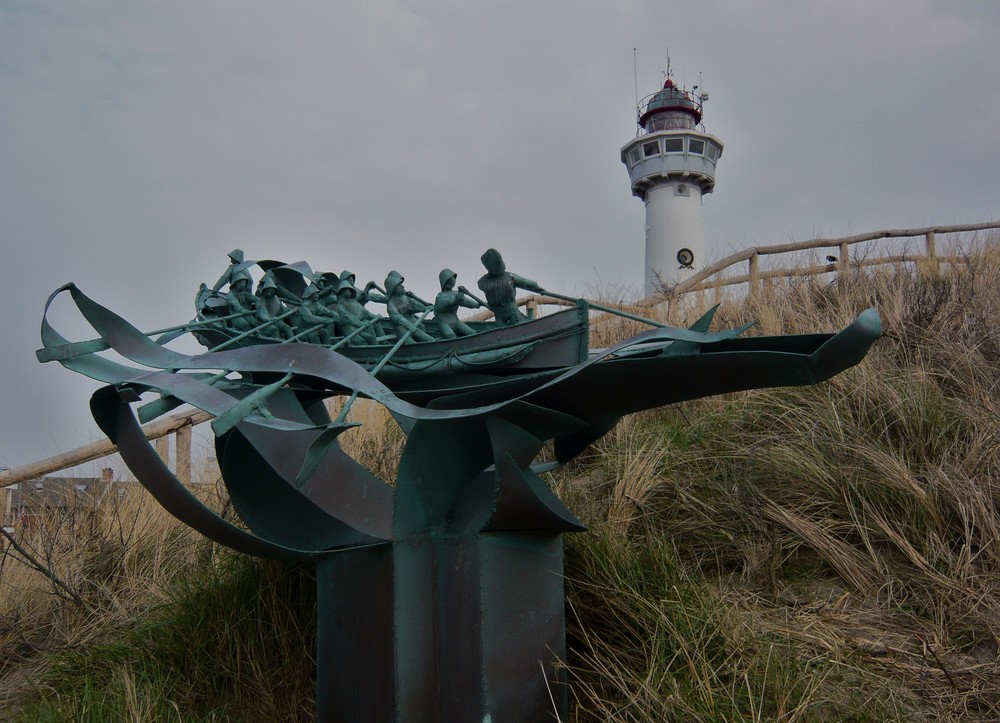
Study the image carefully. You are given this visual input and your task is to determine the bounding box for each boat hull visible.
[194,303,590,381]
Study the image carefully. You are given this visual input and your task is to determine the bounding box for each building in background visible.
[3,467,116,527]
[621,67,724,295]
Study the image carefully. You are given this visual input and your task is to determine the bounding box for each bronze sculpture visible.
[36,250,881,721]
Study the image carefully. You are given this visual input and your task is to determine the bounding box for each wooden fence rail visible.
[493,222,1000,319]
[6,221,997,483]
[0,409,211,487]
[662,221,1000,303]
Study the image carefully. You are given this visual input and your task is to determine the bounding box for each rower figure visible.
[337,270,380,307]
[297,285,339,344]
[384,271,435,343]
[477,248,542,326]
[433,269,482,339]
[256,276,295,340]
[225,276,258,332]
[335,280,379,345]
[211,249,253,294]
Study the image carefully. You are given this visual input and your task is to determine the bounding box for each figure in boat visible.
[335,280,379,345]
[256,276,295,340]
[297,285,339,345]
[384,271,435,343]
[335,270,381,307]
[225,276,258,333]
[477,248,542,326]
[211,248,253,294]
[434,269,483,338]
[189,248,578,376]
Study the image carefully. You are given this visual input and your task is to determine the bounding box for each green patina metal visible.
[36,251,881,722]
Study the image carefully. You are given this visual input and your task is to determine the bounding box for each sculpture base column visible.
[316,543,395,721]
[394,531,568,722]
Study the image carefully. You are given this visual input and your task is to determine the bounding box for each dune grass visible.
[2,239,999,720]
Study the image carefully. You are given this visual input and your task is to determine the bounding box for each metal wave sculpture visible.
[37,270,881,722]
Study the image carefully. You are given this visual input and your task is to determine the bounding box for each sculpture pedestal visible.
[317,532,568,722]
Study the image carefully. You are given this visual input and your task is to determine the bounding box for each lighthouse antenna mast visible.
[633,46,639,111]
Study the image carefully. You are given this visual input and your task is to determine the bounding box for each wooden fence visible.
[0,408,210,488]
[5,221,997,486]
[497,221,1000,316]
[659,221,1000,304]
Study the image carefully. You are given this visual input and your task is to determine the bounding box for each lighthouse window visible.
[663,137,684,153]
[688,139,705,155]
[642,140,660,158]
[627,147,641,166]
[706,142,719,161]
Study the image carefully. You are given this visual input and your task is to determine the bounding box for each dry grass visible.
[559,237,1000,721]
[3,238,999,720]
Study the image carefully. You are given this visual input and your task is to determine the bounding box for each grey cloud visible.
[1,1,997,466]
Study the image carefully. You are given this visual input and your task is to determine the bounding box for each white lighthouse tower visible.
[621,70,724,295]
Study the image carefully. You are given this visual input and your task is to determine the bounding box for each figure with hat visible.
[296,285,339,345]
[336,270,382,308]
[477,248,542,327]
[256,276,295,340]
[384,271,435,343]
[335,279,379,345]
[211,248,254,294]
[225,276,258,332]
[433,269,482,339]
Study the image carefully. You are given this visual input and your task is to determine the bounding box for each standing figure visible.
[335,280,379,345]
[476,249,542,326]
[433,269,482,339]
[212,249,253,294]
[296,285,339,345]
[384,271,435,343]
[256,277,295,340]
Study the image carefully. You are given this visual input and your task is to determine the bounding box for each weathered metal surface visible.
[37,259,882,722]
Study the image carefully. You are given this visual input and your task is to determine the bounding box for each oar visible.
[136,318,382,424]
[209,308,299,352]
[326,317,380,350]
[296,308,434,486]
[284,317,338,344]
[457,285,486,306]
[137,309,311,423]
[370,280,431,308]
[535,289,671,329]
[194,322,382,435]
[333,308,433,424]
[36,310,255,363]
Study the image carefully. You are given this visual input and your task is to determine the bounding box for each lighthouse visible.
[621,72,723,295]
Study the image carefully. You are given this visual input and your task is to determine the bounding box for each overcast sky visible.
[2,1,998,468]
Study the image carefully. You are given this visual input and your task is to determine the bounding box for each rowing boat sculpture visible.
[37,251,881,722]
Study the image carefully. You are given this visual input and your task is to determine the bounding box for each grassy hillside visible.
[2,242,999,721]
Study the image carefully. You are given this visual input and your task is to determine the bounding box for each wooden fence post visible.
[525,296,538,320]
[838,241,849,276]
[176,426,192,484]
[922,231,939,276]
[748,253,760,301]
[154,436,170,465]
